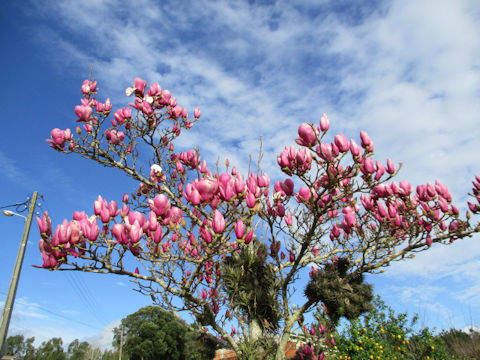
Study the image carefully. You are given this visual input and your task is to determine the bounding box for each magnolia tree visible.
[37,78,480,360]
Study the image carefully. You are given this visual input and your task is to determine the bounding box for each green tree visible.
[333,296,451,360]
[67,339,101,360]
[113,306,217,360]
[183,324,221,360]
[37,77,480,360]
[35,337,67,360]
[6,335,36,360]
[436,328,480,359]
[99,349,119,360]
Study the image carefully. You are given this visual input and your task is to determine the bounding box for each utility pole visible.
[118,324,124,360]
[0,191,38,357]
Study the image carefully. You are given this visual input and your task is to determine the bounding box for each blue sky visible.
[1,0,480,349]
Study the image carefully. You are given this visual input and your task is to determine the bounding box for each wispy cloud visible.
[0,151,35,188]
[0,297,50,321]
[84,320,120,350]
[16,0,480,331]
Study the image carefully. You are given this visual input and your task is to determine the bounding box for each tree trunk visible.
[249,318,262,343]
[274,332,290,360]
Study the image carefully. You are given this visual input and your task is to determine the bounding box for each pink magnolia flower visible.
[212,210,225,234]
[234,219,245,239]
[185,183,201,205]
[152,227,163,244]
[168,207,183,224]
[37,211,52,237]
[126,211,148,231]
[79,216,100,241]
[334,134,349,152]
[375,161,385,180]
[319,113,330,132]
[47,128,72,149]
[246,192,257,208]
[149,195,171,217]
[114,107,132,124]
[83,123,93,133]
[377,201,387,218]
[438,197,449,213]
[196,178,219,202]
[100,207,110,223]
[318,143,334,162]
[194,107,201,119]
[147,82,162,96]
[342,207,356,227]
[93,195,106,216]
[360,130,374,152]
[350,139,361,157]
[426,236,433,246]
[106,130,125,145]
[360,194,374,211]
[134,77,147,95]
[218,174,235,201]
[386,158,396,174]
[296,186,311,203]
[296,123,318,147]
[129,221,143,243]
[234,175,246,195]
[74,105,92,122]
[362,158,375,174]
[468,202,479,213]
[108,200,118,218]
[111,224,127,243]
[399,180,411,195]
[81,80,97,94]
[435,180,452,202]
[257,173,270,188]
[244,229,254,244]
[285,212,293,226]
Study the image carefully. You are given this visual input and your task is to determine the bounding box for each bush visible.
[334,296,451,360]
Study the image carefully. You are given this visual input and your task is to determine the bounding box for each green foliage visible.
[183,324,219,360]
[35,337,67,360]
[6,334,36,360]
[333,296,453,360]
[305,258,373,325]
[6,335,118,360]
[67,339,92,360]
[222,242,281,331]
[113,306,218,360]
[436,328,480,359]
[236,336,279,360]
[407,328,450,360]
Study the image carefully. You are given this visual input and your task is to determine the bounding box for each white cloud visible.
[18,0,480,333]
[0,151,35,188]
[84,320,120,350]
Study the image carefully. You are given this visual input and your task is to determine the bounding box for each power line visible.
[64,272,108,327]
[0,291,102,330]
[34,194,110,328]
